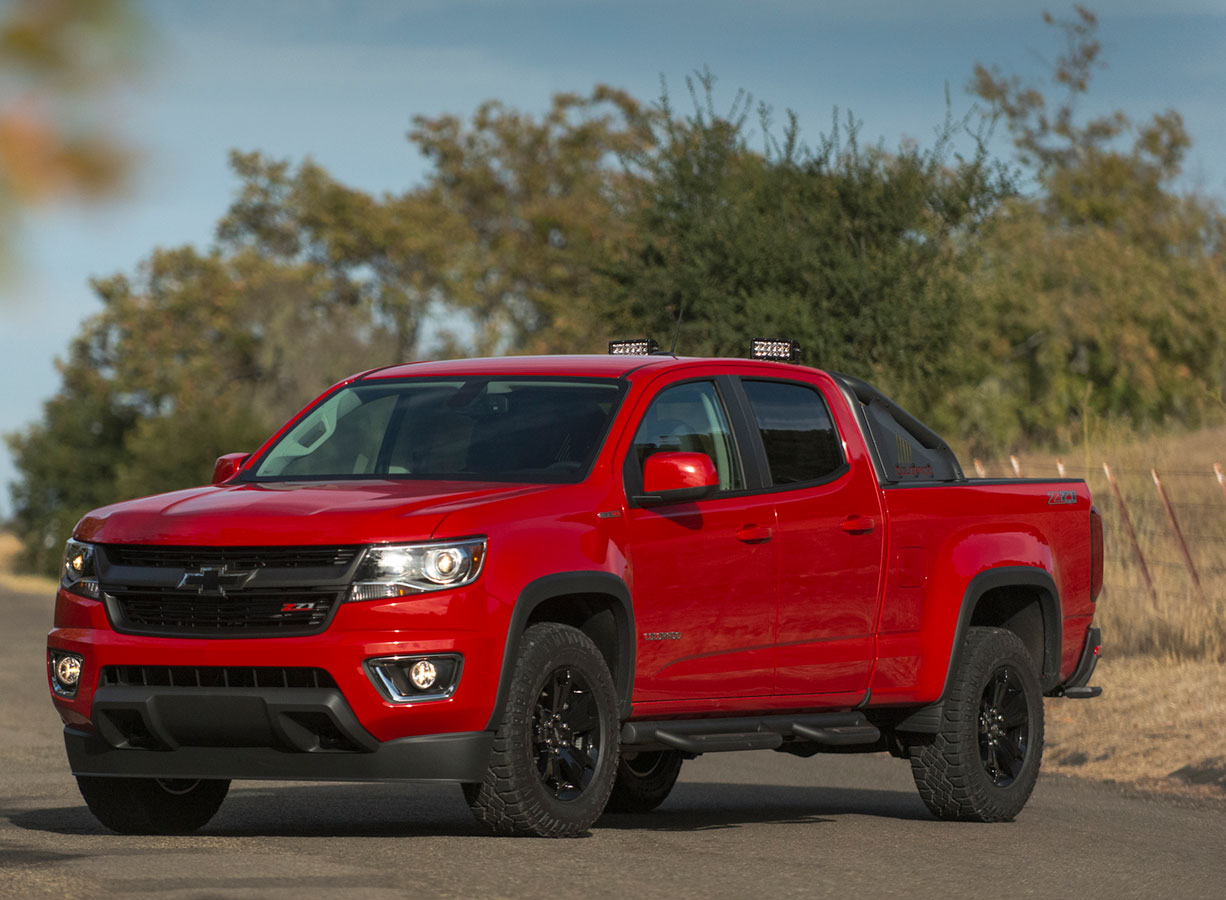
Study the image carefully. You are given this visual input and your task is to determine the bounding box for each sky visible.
[1,0,1224,517]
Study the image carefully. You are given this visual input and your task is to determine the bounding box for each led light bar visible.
[750,339,801,363]
[608,338,660,355]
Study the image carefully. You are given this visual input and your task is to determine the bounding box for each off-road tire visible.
[604,750,684,813]
[465,622,620,837]
[76,776,230,834]
[910,626,1045,822]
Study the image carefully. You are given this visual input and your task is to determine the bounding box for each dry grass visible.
[0,532,56,595]
[1045,654,1226,800]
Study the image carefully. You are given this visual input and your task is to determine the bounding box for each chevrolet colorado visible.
[48,341,1103,836]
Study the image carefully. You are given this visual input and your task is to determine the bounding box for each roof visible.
[364,354,687,380]
[360,353,825,382]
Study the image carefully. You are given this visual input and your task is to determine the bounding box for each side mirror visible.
[636,451,719,505]
[212,452,250,485]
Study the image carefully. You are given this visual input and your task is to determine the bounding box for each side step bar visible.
[622,712,881,755]
[656,731,783,754]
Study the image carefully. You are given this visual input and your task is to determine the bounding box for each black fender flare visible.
[484,572,636,730]
[896,566,1062,733]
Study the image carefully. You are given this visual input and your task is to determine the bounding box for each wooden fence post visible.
[1056,458,1066,477]
[1010,455,1022,478]
[973,458,986,479]
[1215,463,1226,506]
[1151,468,1207,606]
[1103,462,1159,611]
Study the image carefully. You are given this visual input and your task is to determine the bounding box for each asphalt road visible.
[3,581,1224,900]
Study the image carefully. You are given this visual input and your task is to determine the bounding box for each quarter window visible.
[742,380,844,485]
[632,381,744,492]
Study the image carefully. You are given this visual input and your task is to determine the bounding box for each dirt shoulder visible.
[2,532,1222,800]
[1044,654,1226,801]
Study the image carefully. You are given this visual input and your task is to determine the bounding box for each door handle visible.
[736,524,774,544]
[841,515,875,535]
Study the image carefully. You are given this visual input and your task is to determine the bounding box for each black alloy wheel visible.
[464,622,620,836]
[533,665,603,801]
[977,665,1031,787]
[909,626,1045,822]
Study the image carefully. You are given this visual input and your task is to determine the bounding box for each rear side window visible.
[741,380,844,485]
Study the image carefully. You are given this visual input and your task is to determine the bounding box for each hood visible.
[74,479,557,546]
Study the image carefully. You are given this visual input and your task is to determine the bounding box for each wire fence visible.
[975,454,1226,660]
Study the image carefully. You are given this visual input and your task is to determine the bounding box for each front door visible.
[622,377,779,702]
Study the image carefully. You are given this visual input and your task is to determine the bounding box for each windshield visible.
[249,377,626,483]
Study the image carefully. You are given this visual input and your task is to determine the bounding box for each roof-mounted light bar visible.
[609,338,660,356]
[750,339,802,363]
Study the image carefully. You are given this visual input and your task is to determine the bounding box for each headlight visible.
[61,539,100,600]
[350,539,486,601]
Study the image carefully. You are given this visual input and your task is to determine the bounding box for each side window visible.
[742,380,844,485]
[632,381,744,492]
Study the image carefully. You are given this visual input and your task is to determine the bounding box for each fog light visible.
[365,654,462,703]
[410,659,438,690]
[50,651,84,697]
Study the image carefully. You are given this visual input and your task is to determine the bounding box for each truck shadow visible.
[2,781,931,838]
[602,781,933,830]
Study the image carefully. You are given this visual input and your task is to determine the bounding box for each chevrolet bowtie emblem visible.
[177,565,256,596]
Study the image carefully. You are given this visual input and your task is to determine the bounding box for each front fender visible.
[483,572,636,729]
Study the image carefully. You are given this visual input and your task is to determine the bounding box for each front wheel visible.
[76,776,230,834]
[465,622,620,837]
[909,627,1045,822]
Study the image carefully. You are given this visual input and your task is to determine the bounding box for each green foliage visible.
[960,5,1226,453]
[600,71,1014,428]
[407,86,657,354]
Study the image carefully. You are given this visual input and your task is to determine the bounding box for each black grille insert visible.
[107,588,340,636]
[102,665,338,689]
[102,545,362,569]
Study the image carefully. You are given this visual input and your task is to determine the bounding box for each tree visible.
[958,5,1226,451]
[407,86,657,354]
[597,72,1014,426]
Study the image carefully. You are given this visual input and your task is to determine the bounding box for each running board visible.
[790,723,882,746]
[621,712,881,755]
[655,731,783,754]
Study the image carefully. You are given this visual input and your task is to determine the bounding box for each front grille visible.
[101,665,337,689]
[108,588,340,637]
[102,545,362,569]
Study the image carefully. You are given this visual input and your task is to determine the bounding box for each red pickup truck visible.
[47,342,1103,837]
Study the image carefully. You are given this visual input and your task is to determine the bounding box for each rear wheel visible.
[604,750,684,813]
[76,776,230,834]
[909,627,1044,822]
[465,623,620,836]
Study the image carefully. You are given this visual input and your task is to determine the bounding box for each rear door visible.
[734,374,886,698]
[621,373,779,702]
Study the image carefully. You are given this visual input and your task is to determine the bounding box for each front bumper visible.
[65,726,492,782]
[49,584,503,742]
[59,660,494,782]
